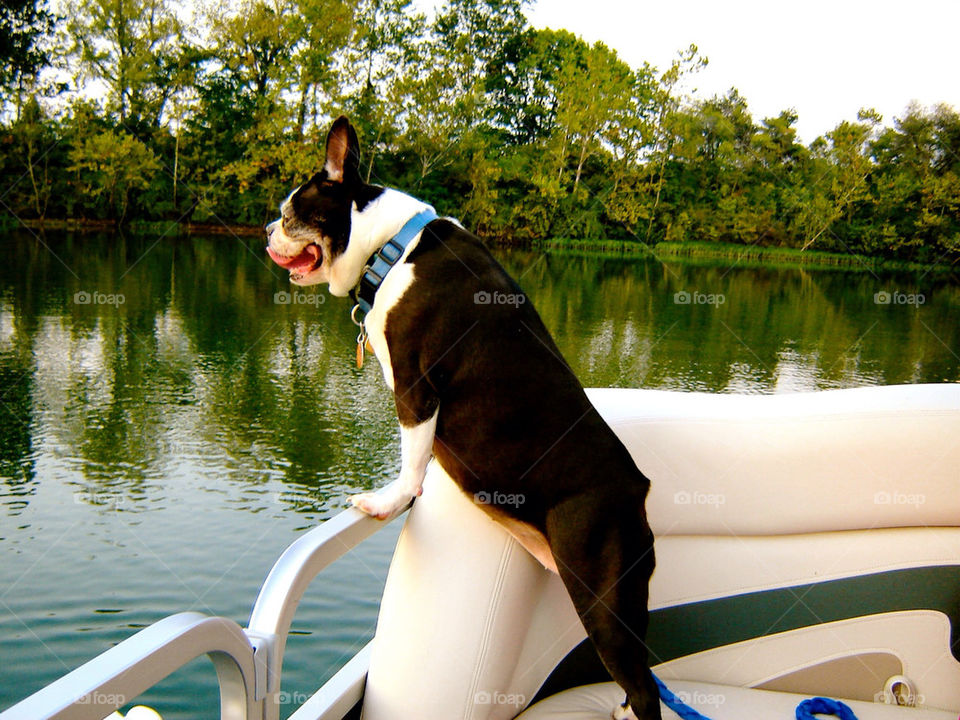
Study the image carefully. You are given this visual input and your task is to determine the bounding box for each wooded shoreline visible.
[3,1,959,270]
[9,216,955,274]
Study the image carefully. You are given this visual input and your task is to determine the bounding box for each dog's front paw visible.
[611,701,639,720]
[350,491,409,520]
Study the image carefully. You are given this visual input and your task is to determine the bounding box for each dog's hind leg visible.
[546,491,661,720]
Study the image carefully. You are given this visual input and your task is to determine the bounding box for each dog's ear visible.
[324,116,360,184]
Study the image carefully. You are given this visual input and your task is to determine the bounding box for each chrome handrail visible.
[247,490,411,720]
[0,613,257,720]
[0,483,411,720]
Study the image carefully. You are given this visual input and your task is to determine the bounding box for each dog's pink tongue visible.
[267,244,320,273]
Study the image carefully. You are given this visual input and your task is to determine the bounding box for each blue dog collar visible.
[352,208,437,315]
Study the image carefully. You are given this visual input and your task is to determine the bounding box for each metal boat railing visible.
[0,485,411,720]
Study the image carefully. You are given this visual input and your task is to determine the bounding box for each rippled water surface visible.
[1,230,957,717]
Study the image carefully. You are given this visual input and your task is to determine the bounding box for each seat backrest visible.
[361,385,960,719]
[602,384,960,536]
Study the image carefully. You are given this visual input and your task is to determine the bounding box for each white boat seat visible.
[516,681,959,720]
[360,386,960,720]
[591,385,960,536]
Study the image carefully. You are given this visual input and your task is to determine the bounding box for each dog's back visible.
[395,220,650,521]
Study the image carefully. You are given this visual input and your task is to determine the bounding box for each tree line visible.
[1,0,958,264]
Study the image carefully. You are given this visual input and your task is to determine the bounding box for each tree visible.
[0,0,955,263]
[203,0,355,131]
[394,0,527,187]
[553,40,635,191]
[335,0,426,182]
[7,97,58,218]
[486,28,583,145]
[291,0,357,137]
[0,0,56,115]
[63,0,189,130]
[800,109,880,251]
[202,0,293,112]
[642,44,707,243]
[677,90,762,243]
[182,0,354,223]
[433,0,527,83]
[870,103,960,258]
[69,129,160,220]
[753,110,804,168]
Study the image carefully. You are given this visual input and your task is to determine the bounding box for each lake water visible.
[1,230,957,718]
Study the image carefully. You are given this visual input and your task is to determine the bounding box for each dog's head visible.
[266,116,367,287]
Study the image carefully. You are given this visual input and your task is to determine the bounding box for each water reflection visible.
[502,251,958,392]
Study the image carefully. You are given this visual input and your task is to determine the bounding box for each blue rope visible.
[653,674,860,720]
[795,697,859,720]
[652,673,713,720]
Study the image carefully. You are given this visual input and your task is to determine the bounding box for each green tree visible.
[193,0,357,222]
[433,0,527,84]
[800,109,880,251]
[7,97,58,218]
[642,44,707,243]
[174,72,260,223]
[720,107,808,245]
[0,0,956,263]
[553,40,634,191]
[335,0,426,182]
[202,0,296,113]
[487,28,584,145]
[203,0,354,130]
[546,40,657,239]
[1,0,57,119]
[871,103,960,258]
[600,65,657,238]
[69,129,160,220]
[395,0,527,187]
[291,0,357,137]
[668,90,759,243]
[64,0,188,130]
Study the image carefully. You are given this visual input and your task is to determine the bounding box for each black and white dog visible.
[266,116,660,720]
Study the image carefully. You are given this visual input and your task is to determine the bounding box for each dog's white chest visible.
[362,253,418,391]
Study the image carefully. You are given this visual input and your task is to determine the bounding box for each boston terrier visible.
[265,116,660,720]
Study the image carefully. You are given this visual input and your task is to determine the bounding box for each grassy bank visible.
[529,237,956,273]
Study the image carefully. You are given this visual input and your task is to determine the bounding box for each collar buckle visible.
[352,208,437,315]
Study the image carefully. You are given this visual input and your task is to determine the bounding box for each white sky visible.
[525,0,960,143]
